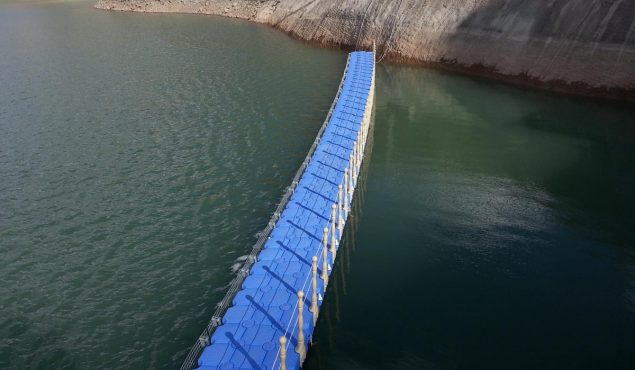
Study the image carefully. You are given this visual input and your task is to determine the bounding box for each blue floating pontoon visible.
[185,50,375,370]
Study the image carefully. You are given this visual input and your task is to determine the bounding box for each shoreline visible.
[94,0,635,104]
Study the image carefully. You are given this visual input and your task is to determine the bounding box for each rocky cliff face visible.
[95,0,635,101]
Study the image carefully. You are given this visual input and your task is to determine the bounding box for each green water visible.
[0,1,343,368]
[1,1,634,369]
[307,69,635,369]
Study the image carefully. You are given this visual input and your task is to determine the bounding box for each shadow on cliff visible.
[272,0,319,27]
[376,0,635,102]
[433,0,635,101]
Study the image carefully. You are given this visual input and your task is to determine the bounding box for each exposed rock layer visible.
[94,0,635,102]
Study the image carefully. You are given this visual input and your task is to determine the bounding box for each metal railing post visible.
[279,336,287,370]
[337,184,344,237]
[310,256,319,326]
[330,204,337,260]
[321,227,329,286]
[295,291,306,362]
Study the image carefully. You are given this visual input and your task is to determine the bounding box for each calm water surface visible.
[1,1,634,369]
[307,68,635,369]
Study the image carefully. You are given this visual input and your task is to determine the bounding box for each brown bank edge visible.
[94,3,635,105]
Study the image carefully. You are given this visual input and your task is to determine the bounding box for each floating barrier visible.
[181,49,375,370]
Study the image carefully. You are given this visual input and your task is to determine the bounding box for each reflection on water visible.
[306,65,635,370]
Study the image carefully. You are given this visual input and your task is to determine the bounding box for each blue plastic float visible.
[194,51,375,370]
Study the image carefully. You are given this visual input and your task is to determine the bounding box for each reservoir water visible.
[1,1,634,369]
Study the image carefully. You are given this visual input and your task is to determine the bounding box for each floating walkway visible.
[182,50,375,370]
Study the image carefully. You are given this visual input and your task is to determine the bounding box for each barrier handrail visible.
[271,51,376,370]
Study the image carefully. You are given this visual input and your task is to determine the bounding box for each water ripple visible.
[0,2,344,369]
